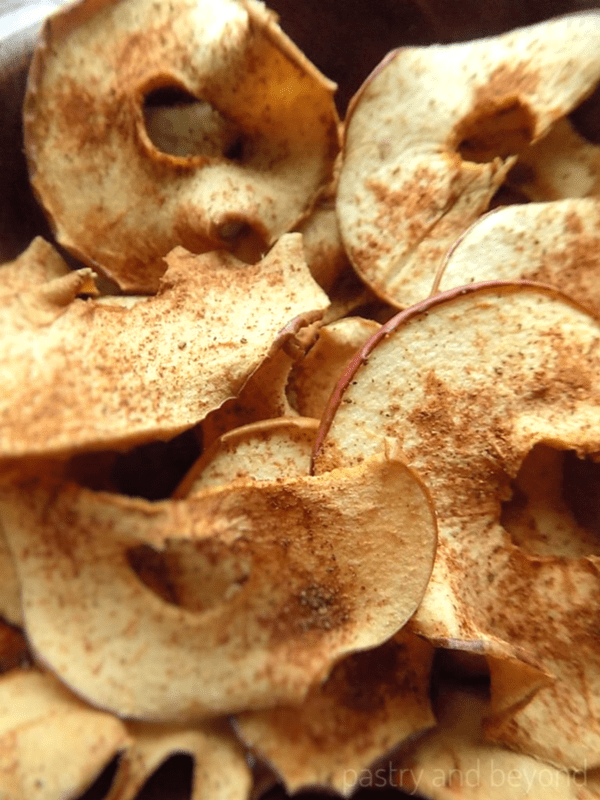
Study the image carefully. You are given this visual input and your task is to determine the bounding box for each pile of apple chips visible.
[3,0,600,798]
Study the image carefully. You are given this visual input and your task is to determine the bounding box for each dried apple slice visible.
[337,13,600,308]
[500,443,600,558]
[395,683,597,799]
[296,200,351,292]
[436,199,600,314]
[176,417,318,497]
[198,314,321,451]
[0,668,128,800]
[505,117,600,201]
[25,0,339,291]
[106,719,251,800]
[234,628,435,796]
[0,452,436,720]
[288,317,380,420]
[314,282,600,768]
[0,234,328,459]
[432,634,552,724]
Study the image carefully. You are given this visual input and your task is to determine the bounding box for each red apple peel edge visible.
[310,278,599,472]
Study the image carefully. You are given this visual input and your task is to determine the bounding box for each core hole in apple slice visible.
[135,754,194,800]
[211,217,270,265]
[80,755,122,800]
[336,13,600,309]
[500,443,600,558]
[142,84,247,162]
[562,449,600,532]
[127,539,252,613]
[453,97,535,164]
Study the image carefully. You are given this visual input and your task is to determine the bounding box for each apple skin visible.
[311,278,591,471]
[342,47,403,142]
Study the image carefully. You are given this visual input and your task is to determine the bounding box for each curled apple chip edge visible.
[313,281,600,769]
[0,237,70,293]
[175,416,319,497]
[173,415,316,660]
[0,232,329,460]
[0,266,99,336]
[337,12,600,309]
[105,718,252,800]
[0,450,437,721]
[393,681,600,800]
[24,0,340,292]
[198,312,322,452]
[431,634,553,722]
[234,627,435,797]
[435,197,600,315]
[172,416,315,621]
[287,316,380,421]
[0,667,129,800]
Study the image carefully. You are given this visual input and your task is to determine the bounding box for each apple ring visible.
[313,281,600,768]
[24,0,339,291]
[337,13,600,308]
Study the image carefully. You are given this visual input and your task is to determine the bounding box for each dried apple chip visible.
[478,551,600,769]
[505,117,600,202]
[296,202,351,292]
[314,282,600,768]
[0,234,328,459]
[287,317,380,420]
[337,13,600,308]
[0,668,128,800]
[198,313,321,451]
[106,719,251,800]
[25,0,339,291]
[0,452,436,720]
[436,199,600,315]
[234,628,435,796]
[395,683,598,800]
[176,417,318,497]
